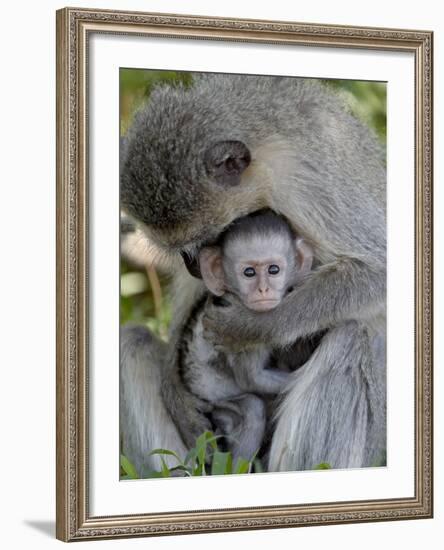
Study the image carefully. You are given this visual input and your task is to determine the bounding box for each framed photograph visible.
[56,7,433,542]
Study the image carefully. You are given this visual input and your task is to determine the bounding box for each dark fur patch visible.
[219,209,294,247]
[177,294,208,389]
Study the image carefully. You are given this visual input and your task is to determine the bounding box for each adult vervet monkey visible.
[120,73,386,474]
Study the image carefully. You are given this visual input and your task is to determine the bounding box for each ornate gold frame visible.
[56,7,433,542]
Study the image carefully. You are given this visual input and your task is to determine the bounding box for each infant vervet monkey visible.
[177,210,314,462]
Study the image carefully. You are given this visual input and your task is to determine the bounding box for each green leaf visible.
[184,451,197,473]
[160,457,171,477]
[194,431,214,467]
[120,454,139,479]
[192,465,204,476]
[195,438,208,468]
[193,431,226,474]
[233,457,250,474]
[148,448,182,463]
[253,458,264,473]
[314,462,332,470]
[206,435,219,452]
[211,451,233,475]
[184,448,197,466]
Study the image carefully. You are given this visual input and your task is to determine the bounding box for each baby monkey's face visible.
[224,236,294,312]
[199,224,312,312]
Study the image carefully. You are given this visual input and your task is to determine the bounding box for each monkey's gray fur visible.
[120,325,187,474]
[177,296,279,462]
[120,73,386,473]
[178,286,294,461]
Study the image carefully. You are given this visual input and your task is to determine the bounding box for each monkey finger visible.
[195,398,213,414]
[181,414,213,449]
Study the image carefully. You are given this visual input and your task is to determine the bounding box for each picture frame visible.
[56,6,433,542]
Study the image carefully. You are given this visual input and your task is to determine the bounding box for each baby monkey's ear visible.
[199,246,226,296]
[294,237,314,275]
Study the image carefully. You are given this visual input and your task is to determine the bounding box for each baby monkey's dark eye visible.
[243,267,256,278]
[268,264,280,275]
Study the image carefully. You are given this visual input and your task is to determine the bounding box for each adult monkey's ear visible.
[204,140,251,186]
[199,246,225,296]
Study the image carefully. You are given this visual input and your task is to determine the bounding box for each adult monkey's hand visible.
[203,258,385,349]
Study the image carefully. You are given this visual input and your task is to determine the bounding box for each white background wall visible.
[0,0,441,548]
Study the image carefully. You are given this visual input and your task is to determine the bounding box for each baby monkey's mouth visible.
[247,298,281,312]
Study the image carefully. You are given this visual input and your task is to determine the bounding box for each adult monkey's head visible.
[120,80,267,257]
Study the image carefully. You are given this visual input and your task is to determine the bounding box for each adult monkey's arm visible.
[203,256,386,348]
